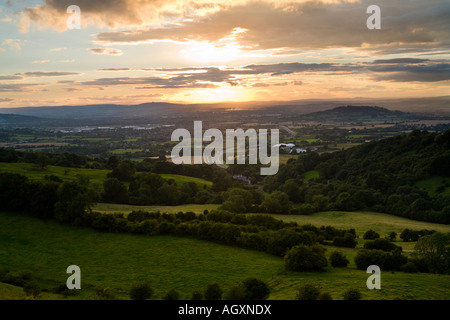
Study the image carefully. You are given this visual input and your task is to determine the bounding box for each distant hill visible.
[297,106,434,122]
[0,114,45,125]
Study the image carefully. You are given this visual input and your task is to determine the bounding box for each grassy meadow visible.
[0,210,449,300]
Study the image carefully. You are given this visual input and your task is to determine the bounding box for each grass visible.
[0,163,213,191]
[160,173,213,189]
[263,211,450,238]
[0,162,109,187]
[0,211,449,300]
[415,176,450,196]
[93,203,220,215]
[304,170,319,181]
[109,149,143,155]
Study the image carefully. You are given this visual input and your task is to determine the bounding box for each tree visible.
[108,160,136,182]
[102,178,128,204]
[329,250,349,267]
[262,191,290,214]
[363,229,380,240]
[54,181,97,224]
[296,284,321,300]
[36,153,51,170]
[242,278,270,300]
[388,232,397,241]
[130,282,153,300]
[163,289,180,300]
[23,281,41,299]
[364,238,402,252]
[204,283,223,300]
[191,291,203,300]
[413,232,450,274]
[343,288,362,300]
[223,285,246,300]
[284,244,328,272]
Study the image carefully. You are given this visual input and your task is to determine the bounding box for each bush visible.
[296,284,321,300]
[318,292,333,300]
[343,288,362,300]
[191,291,203,300]
[332,233,357,248]
[204,283,223,300]
[400,261,418,273]
[329,250,349,267]
[354,249,407,271]
[242,278,270,300]
[223,285,246,300]
[284,245,328,272]
[23,281,41,298]
[95,287,115,300]
[1,270,35,287]
[130,282,153,300]
[363,229,380,240]
[364,238,402,252]
[164,289,180,300]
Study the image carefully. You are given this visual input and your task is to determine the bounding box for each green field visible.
[415,176,450,196]
[0,211,449,300]
[0,163,213,190]
[160,174,213,189]
[0,162,109,186]
[304,170,320,181]
[94,203,220,215]
[264,211,450,237]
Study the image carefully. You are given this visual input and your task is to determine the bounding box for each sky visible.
[0,0,449,107]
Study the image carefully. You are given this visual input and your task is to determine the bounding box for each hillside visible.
[296,106,434,122]
[1,210,449,300]
[269,129,450,223]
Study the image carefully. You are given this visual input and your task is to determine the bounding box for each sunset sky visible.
[0,0,449,107]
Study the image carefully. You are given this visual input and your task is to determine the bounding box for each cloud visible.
[0,83,37,92]
[32,60,50,64]
[0,98,13,103]
[20,72,81,77]
[89,48,123,56]
[85,59,450,88]
[2,39,21,51]
[91,0,450,54]
[0,75,23,80]
[368,61,450,82]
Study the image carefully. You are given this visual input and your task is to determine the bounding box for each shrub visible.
[23,281,41,299]
[329,250,349,267]
[242,278,270,300]
[388,232,397,241]
[332,233,357,248]
[354,249,407,271]
[343,288,362,300]
[318,292,333,300]
[95,287,115,300]
[363,229,380,240]
[204,283,223,300]
[191,291,203,300]
[130,282,153,300]
[164,289,180,300]
[223,285,246,300]
[296,284,321,300]
[364,238,402,252]
[285,245,328,272]
[400,262,418,273]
